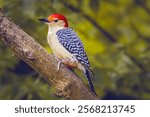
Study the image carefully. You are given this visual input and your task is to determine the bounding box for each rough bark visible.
[0,10,99,100]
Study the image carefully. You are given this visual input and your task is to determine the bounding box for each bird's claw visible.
[55,57,77,71]
[57,61,62,71]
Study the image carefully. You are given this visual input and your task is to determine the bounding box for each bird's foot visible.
[57,59,69,71]
[55,56,78,71]
[54,55,60,62]
[57,60,62,71]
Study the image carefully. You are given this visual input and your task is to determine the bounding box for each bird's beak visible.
[38,18,50,23]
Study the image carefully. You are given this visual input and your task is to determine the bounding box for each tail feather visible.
[88,67,95,77]
[85,68,97,95]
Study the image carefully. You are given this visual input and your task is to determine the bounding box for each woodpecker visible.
[39,14,96,95]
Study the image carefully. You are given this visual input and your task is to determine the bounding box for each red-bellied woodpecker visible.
[39,14,96,95]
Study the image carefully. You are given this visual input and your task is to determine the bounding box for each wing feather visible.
[56,28,90,67]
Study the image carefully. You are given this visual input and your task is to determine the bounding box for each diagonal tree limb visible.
[0,9,99,100]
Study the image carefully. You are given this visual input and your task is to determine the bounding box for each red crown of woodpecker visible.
[48,14,68,27]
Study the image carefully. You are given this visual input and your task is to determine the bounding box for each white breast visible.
[47,26,73,59]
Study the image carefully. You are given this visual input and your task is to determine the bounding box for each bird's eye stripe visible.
[54,19,59,22]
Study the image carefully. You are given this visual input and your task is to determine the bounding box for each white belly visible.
[47,30,73,60]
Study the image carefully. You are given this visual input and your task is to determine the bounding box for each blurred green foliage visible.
[0,0,150,99]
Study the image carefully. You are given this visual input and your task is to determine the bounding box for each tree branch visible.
[0,9,99,100]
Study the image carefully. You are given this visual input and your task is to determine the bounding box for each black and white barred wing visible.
[56,28,90,67]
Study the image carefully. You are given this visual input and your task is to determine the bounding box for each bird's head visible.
[38,14,68,28]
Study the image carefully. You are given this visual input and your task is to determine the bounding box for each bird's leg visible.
[53,55,60,62]
[53,55,62,71]
[57,60,64,71]
[57,59,69,71]
[57,61,61,71]
[56,56,78,71]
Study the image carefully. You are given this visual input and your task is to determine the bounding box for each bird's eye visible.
[54,19,59,22]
